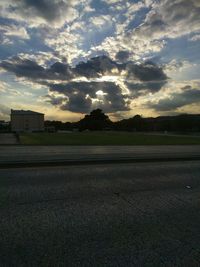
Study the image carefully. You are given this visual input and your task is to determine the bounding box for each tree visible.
[78,109,112,131]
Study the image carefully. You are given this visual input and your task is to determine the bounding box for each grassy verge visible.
[19,132,200,145]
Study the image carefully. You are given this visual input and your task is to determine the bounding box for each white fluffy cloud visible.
[133,0,200,40]
[0,24,29,39]
[45,28,86,64]
[92,0,200,63]
[190,34,200,42]
[0,81,8,93]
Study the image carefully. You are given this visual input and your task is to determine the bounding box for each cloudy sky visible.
[0,0,200,121]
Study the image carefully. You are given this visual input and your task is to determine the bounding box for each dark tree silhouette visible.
[78,109,112,131]
[44,112,200,133]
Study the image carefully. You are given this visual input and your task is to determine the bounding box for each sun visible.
[95,90,107,96]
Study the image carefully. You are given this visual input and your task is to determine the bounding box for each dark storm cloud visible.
[0,55,117,80]
[20,0,64,21]
[0,57,73,80]
[61,93,93,113]
[74,55,119,78]
[74,56,168,83]
[49,81,123,101]
[126,80,167,96]
[126,61,167,82]
[0,55,167,83]
[0,55,167,113]
[13,0,75,24]
[0,57,45,79]
[115,51,130,63]
[48,81,130,113]
[124,61,168,96]
[48,62,73,78]
[147,86,200,111]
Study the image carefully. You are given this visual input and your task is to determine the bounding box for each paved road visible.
[1,145,200,166]
[1,161,200,266]
[0,133,18,145]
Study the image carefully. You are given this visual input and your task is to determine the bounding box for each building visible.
[10,109,44,132]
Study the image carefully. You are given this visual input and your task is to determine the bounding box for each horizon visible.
[0,0,200,121]
[2,108,200,124]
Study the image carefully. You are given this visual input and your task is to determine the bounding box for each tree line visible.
[45,109,200,132]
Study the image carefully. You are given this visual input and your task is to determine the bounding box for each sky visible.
[0,0,200,122]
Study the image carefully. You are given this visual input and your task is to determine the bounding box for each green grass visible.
[19,131,200,145]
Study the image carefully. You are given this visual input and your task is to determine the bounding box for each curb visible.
[1,156,200,168]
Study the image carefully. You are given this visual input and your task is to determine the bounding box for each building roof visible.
[11,109,44,115]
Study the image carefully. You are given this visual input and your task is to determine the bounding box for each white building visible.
[10,109,44,132]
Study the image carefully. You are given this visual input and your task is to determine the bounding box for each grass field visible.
[19,131,200,145]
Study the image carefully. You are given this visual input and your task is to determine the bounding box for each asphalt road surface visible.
[1,161,200,266]
[1,145,200,166]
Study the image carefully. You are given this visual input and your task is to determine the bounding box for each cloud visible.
[15,52,62,67]
[102,0,123,4]
[147,86,200,111]
[44,27,84,64]
[93,31,166,62]
[0,0,78,27]
[90,15,112,27]
[20,0,70,22]
[47,81,130,113]
[0,36,13,45]
[0,81,8,93]
[74,56,168,84]
[0,24,29,40]
[74,55,119,78]
[0,104,10,119]
[126,61,167,82]
[0,55,169,113]
[133,0,200,40]
[126,80,167,97]
[1,54,167,82]
[0,57,45,79]
[115,50,130,62]
[0,56,74,81]
[189,34,200,42]
[0,0,199,119]
[94,0,200,62]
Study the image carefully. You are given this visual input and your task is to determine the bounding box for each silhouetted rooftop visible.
[11,109,44,115]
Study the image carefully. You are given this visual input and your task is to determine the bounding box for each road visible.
[1,161,200,266]
[1,145,200,166]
